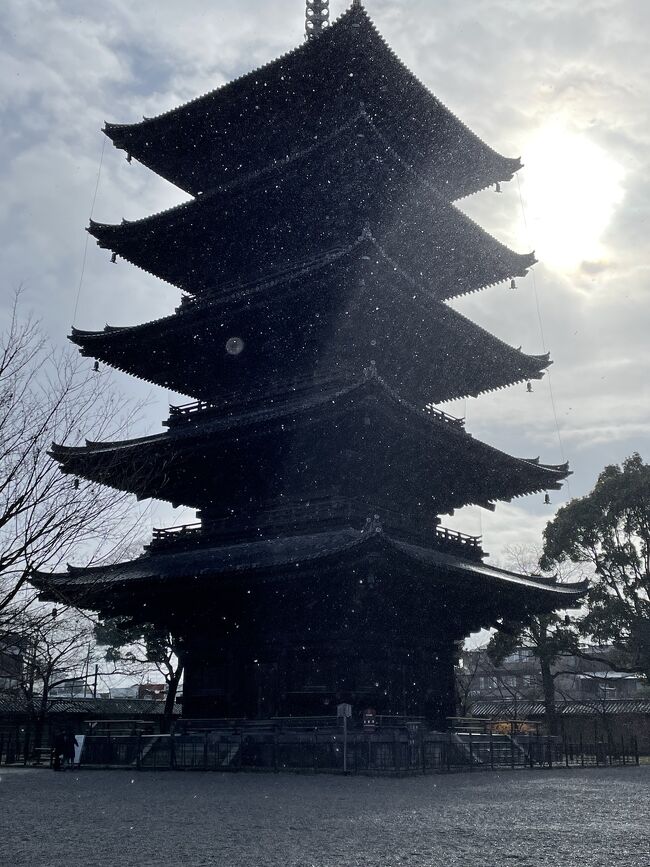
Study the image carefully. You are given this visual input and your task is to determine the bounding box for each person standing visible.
[63,730,78,769]
[52,731,65,771]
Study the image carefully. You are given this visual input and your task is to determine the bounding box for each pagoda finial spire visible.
[305,0,330,40]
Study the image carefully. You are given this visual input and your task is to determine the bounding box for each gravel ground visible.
[0,766,648,867]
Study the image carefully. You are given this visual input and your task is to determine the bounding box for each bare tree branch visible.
[0,291,150,630]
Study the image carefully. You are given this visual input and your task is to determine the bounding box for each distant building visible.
[49,677,90,698]
[107,683,167,700]
[137,683,166,701]
[458,646,648,707]
[0,695,180,763]
[109,684,140,699]
[470,698,650,756]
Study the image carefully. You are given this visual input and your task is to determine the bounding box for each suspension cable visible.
[72,136,107,326]
[516,174,572,498]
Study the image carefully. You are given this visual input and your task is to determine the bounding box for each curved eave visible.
[87,159,538,300]
[49,376,467,455]
[68,236,551,405]
[30,529,587,607]
[87,230,536,305]
[70,324,551,404]
[47,375,571,512]
[103,4,520,199]
[390,540,587,599]
[48,373,559,458]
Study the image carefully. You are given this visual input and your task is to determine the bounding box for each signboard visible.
[73,734,85,766]
[337,703,352,719]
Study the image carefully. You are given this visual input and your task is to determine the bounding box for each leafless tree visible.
[456,647,483,716]
[0,291,148,631]
[14,606,101,747]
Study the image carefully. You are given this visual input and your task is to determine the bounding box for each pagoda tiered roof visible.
[50,375,569,515]
[33,526,587,624]
[89,114,534,298]
[103,4,521,201]
[72,237,549,406]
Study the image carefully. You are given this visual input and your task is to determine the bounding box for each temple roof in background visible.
[471,699,650,718]
[0,695,176,718]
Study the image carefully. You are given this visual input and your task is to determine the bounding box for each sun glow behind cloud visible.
[518,122,625,271]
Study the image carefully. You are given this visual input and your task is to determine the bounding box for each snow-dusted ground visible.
[1,766,648,866]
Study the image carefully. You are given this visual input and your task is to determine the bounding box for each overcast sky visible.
[1,0,648,564]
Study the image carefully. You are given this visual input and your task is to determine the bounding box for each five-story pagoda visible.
[34,1,586,725]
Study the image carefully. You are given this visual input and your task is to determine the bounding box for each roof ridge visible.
[105,6,359,133]
[104,2,518,186]
[352,3,517,173]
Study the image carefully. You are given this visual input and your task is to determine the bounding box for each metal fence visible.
[74,730,640,775]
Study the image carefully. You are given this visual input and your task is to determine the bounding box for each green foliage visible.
[94,617,182,674]
[95,617,184,729]
[486,627,519,665]
[486,546,579,668]
[487,614,577,667]
[542,453,650,679]
[484,545,583,733]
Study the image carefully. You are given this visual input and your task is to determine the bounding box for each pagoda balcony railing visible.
[167,399,212,422]
[165,370,355,427]
[422,405,465,428]
[149,522,203,547]
[147,500,483,560]
[165,376,464,430]
[433,525,483,553]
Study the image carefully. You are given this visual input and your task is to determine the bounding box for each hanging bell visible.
[93,360,100,372]
[495,182,502,193]
[510,279,517,290]
[526,381,533,393]
[110,252,117,264]
[544,493,551,505]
